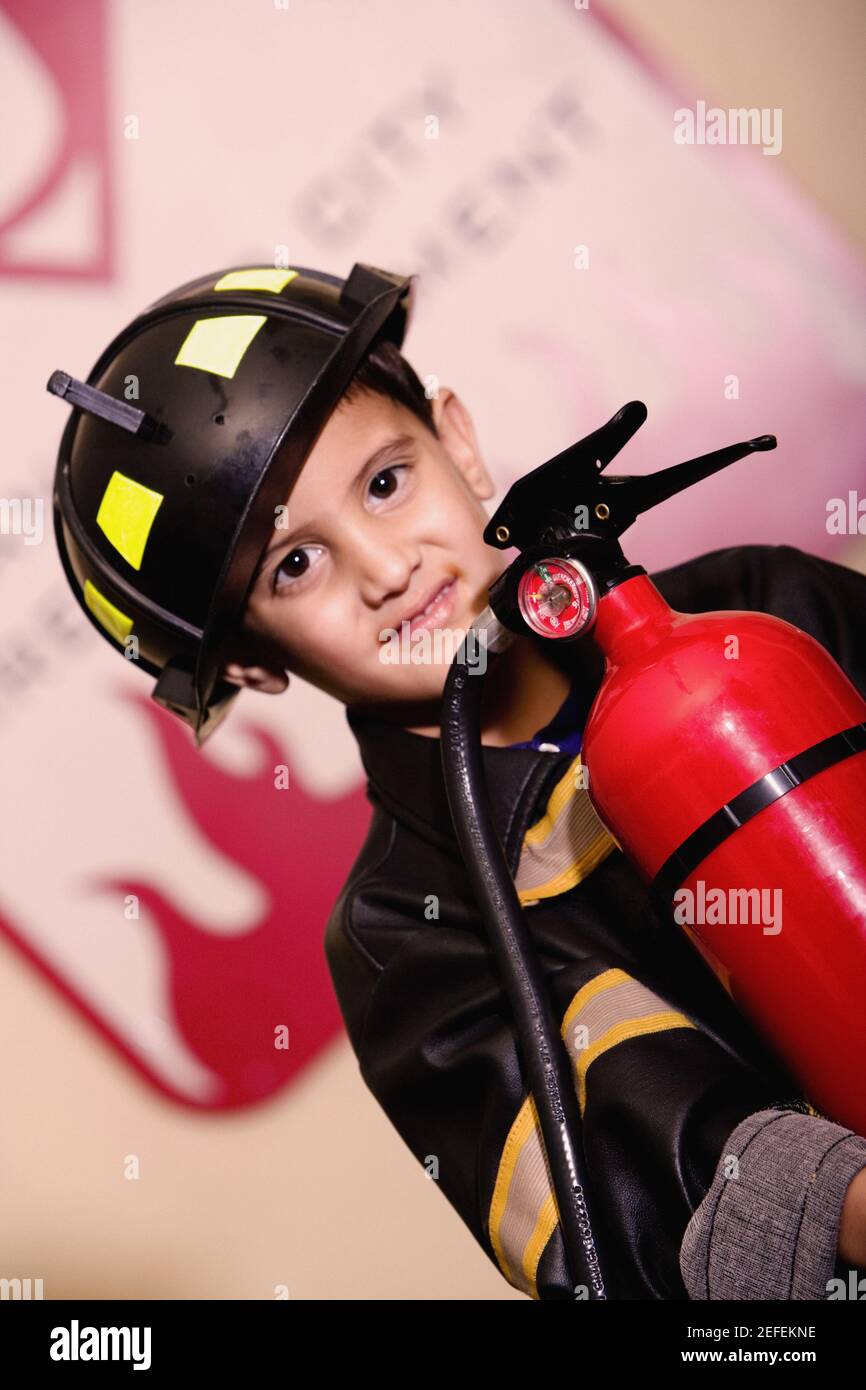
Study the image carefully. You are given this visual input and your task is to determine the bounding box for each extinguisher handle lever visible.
[621,432,777,527]
[484,399,776,555]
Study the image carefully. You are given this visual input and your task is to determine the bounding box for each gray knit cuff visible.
[679,1107,866,1300]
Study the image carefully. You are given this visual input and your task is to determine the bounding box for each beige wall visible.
[604,0,866,575]
[608,0,866,260]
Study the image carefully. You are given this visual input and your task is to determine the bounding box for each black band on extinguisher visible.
[650,720,866,910]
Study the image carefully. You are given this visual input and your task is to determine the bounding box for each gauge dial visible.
[516,558,598,639]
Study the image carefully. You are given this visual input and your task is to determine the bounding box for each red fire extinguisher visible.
[484,401,866,1137]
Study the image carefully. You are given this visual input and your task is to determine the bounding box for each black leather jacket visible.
[324,544,866,1300]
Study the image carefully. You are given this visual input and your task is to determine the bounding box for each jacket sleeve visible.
[333,543,866,1301]
[679,1106,866,1299]
[346,855,820,1301]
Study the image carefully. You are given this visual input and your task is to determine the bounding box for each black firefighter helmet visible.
[48,261,415,747]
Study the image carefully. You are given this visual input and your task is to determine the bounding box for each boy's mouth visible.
[399,578,457,634]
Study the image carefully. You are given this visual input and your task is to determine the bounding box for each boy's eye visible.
[367,463,408,502]
[272,545,323,592]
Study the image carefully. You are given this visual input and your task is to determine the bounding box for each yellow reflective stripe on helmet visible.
[213,268,298,293]
[96,470,164,570]
[84,578,134,645]
[175,315,266,379]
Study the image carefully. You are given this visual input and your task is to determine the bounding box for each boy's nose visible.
[350,523,421,607]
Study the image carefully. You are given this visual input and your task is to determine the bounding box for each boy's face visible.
[221,386,507,712]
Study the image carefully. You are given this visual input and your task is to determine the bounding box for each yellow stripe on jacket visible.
[488,969,698,1299]
[514,755,619,904]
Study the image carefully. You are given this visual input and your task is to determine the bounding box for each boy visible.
[52,262,866,1300]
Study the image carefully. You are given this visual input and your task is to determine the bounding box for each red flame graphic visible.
[0,688,370,1111]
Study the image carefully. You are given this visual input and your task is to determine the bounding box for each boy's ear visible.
[221,662,289,694]
[219,631,290,694]
[431,388,495,500]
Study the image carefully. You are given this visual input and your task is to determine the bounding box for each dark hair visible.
[338,336,439,439]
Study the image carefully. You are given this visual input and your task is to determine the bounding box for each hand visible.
[837,1165,866,1266]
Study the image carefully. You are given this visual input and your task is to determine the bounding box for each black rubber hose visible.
[440,616,607,1299]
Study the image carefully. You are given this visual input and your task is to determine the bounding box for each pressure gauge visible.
[516,557,598,640]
